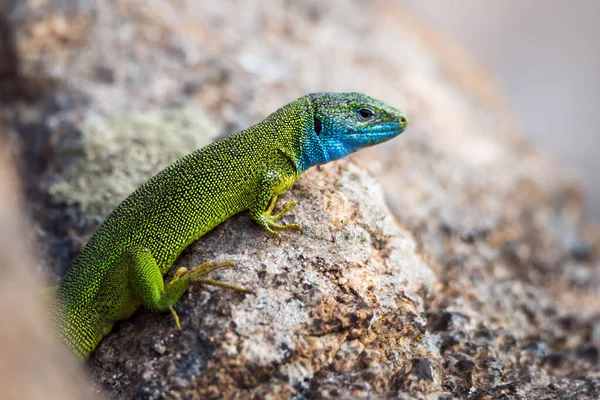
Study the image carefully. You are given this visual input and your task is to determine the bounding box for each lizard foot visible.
[256,197,303,243]
[167,261,250,330]
[188,261,252,293]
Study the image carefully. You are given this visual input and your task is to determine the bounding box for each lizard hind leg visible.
[128,249,250,330]
[167,260,252,328]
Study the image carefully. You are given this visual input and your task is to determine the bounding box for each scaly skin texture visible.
[50,92,408,359]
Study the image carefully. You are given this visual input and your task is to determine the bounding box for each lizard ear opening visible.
[314,117,322,135]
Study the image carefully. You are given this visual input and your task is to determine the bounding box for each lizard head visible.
[307,92,408,164]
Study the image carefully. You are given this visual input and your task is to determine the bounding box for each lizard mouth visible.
[346,123,406,146]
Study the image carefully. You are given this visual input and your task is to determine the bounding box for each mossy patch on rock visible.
[49,108,218,219]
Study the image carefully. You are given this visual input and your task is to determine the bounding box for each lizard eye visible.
[358,108,375,121]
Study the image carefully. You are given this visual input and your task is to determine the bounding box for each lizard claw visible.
[262,226,282,244]
[169,306,182,330]
[254,199,302,242]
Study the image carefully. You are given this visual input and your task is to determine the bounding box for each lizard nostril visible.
[400,116,407,124]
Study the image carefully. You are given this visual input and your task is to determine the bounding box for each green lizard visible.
[50,92,408,360]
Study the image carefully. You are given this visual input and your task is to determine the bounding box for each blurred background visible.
[402,0,600,220]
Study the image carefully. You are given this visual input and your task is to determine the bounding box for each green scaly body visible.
[51,93,408,359]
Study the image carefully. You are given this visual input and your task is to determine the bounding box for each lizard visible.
[50,92,408,360]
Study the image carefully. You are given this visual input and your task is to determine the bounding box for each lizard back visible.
[55,97,312,312]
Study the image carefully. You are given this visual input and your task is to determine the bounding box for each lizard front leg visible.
[249,153,302,243]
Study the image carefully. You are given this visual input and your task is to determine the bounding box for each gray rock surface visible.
[49,108,217,218]
[2,0,599,398]
[0,134,99,400]
[92,162,436,399]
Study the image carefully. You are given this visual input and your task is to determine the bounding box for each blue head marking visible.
[298,92,408,171]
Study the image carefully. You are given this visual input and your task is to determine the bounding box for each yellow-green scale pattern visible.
[50,92,408,359]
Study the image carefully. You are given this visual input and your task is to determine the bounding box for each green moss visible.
[50,107,218,219]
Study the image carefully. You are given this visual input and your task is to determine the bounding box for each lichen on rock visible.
[48,108,218,219]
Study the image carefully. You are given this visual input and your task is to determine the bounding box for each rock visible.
[0,133,98,399]
[90,162,435,398]
[2,0,599,399]
[48,108,218,219]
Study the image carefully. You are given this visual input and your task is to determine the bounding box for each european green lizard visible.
[50,92,408,360]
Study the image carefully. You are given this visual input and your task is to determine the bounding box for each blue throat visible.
[296,121,402,173]
[297,128,330,172]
